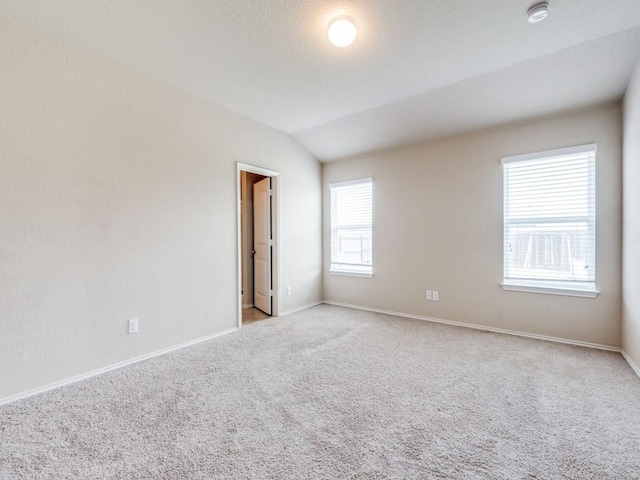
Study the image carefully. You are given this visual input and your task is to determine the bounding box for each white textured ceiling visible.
[2,0,640,161]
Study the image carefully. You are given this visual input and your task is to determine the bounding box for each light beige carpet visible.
[1,304,639,479]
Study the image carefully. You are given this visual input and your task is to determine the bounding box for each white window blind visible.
[330,178,373,276]
[502,144,596,296]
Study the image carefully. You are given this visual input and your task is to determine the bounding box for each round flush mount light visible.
[527,2,550,23]
[328,16,357,47]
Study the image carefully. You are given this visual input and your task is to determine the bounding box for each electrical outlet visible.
[433,291,439,302]
[287,286,292,296]
[425,290,432,301]
[128,318,139,334]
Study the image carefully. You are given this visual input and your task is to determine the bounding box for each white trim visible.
[237,162,279,177]
[273,176,281,319]
[329,271,374,278]
[242,303,255,309]
[501,143,597,164]
[329,177,373,188]
[323,301,620,352]
[501,283,599,298]
[622,350,640,379]
[279,301,324,317]
[236,162,281,329]
[0,328,238,407]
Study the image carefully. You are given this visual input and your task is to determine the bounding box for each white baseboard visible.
[621,350,640,378]
[279,301,324,317]
[3,302,631,406]
[323,301,620,352]
[0,327,238,407]
[242,303,254,309]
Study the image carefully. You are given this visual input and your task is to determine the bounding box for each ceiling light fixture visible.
[328,16,357,47]
[527,2,550,23]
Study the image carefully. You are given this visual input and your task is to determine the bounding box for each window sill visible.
[330,271,374,278]
[501,282,599,298]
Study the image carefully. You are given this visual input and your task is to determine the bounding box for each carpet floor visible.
[1,304,639,479]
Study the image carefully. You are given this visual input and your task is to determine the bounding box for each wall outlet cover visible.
[128,318,139,334]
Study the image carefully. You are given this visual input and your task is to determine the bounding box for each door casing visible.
[236,162,280,328]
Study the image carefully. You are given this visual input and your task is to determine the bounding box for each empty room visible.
[1,1,640,478]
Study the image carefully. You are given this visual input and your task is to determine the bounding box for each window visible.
[502,144,597,298]
[330,178,373,276]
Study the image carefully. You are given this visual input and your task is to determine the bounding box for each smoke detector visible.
[527,2,550,23]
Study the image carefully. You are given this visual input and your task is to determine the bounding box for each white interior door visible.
[253,177,272,315]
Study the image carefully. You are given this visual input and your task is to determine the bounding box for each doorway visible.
[237,163,280,328]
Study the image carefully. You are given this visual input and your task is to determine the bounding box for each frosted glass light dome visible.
[328,17,357,47]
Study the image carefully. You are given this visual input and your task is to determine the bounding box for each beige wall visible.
[323,105,622,347]
[0,17,322,401]
[623,55,640,369]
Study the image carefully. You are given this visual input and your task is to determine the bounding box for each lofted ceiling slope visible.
[1,0,640,161]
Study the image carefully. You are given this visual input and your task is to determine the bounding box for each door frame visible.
[236,162,280,328]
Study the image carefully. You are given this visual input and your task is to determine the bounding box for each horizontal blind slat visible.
[503,145,596,287]
[330,179,373,273]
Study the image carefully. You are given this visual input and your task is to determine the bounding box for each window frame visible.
[501,144,599,298]
[329,177,374,278]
